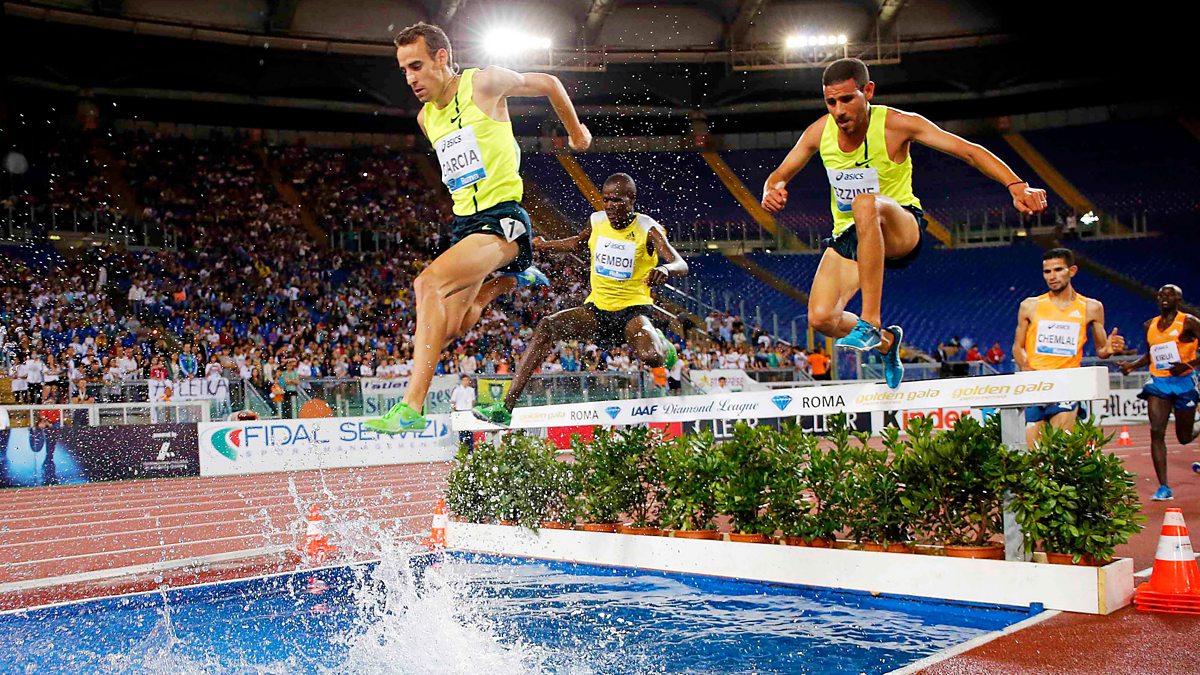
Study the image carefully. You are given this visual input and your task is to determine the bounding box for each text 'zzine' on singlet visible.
[423,68,523,216]
[819,105,921,237]
[1025,292,1090,370]
[585,211,661,312]
[1147,312,1197,377]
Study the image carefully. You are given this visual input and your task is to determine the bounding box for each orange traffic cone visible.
[1117,426,1133,446]
[1135,508,1200,614]
[300,505,339,564]
[425,498,448,551]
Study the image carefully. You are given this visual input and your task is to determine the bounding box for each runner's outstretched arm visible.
[892,111,1048,216]
[476,68,591,151]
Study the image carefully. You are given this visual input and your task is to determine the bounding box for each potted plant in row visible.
[714,423,779,543]
[1004,421,1144,565]
[657,431,723,539]
[849,429,918,553]
[903,416,1006,559]
[612,426,668,536]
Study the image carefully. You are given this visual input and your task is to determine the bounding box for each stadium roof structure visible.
[2,1,1168,133]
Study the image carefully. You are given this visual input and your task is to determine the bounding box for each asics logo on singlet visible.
[835,172,866,181]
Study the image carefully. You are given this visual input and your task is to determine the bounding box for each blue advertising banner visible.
[0,423,199,488]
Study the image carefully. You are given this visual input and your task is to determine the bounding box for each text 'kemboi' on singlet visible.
[819,105,921,237]
[422,68,523,216]
[585,211,661,312]
[1025,292,1090,370]
[1147,312,1197,377]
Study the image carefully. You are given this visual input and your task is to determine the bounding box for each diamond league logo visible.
[771,395,793,412]
[605,405,621,419]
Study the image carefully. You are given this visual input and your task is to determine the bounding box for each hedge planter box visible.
[447,522,1133,615]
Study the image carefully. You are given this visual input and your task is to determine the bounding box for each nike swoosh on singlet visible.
[855,160,870,167]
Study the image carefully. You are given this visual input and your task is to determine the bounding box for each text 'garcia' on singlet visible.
[422,68,523,216]
[1147,312,1197,377]
[1025,292,1090,370]
[819,105,921,237]
[585,211,661,312]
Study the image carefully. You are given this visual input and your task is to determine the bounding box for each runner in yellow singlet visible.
[472,173,687,426]
[761,58,1049,389]
[366,22,590,433]
[1119,285,1200,500]
[1013,248,1125,448]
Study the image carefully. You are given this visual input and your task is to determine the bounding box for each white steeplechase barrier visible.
[445,366,1134,614]
[452,366,1109,432]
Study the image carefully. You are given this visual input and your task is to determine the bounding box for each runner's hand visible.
[762,182,788,214]
[646,265,669,286]
[532,235,547,250]
[1169,362,1191,376]
[1107,327,1125,353]
[1118,361,1136,375]
[569,124,592,152]
[1010,184,1048,215]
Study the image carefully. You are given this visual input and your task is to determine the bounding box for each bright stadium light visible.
[485,28,552,58]
[837,34,848,44]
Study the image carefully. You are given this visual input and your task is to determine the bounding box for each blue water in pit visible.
[0,550,1035,674]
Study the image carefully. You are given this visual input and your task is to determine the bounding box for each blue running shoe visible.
[506,265,549,288]
[835,318,883,352]
[883,324,905,390]
[1192,462,1200,475]
[1152,484,1174,501]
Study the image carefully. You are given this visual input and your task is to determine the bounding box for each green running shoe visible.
[472,402,513,427]
[364,402,428,434]
[656,328,678,370]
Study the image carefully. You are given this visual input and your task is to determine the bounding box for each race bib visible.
[827,167,880,212]
[1034,320,1081,357]
[1151,341,1182,371]
[593,237,637,280]
[435,126,487,192]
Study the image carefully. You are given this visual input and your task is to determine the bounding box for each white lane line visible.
[887,609,1062,675]
[0,545,290,595]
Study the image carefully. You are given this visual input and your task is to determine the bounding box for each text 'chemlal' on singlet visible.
[585,211,661,311]
[1147,312,1197,377]
[422,68,523,216]
[818,105,921,237]
[1025,292,1090,370]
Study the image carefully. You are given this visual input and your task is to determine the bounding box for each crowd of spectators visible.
[4,129,804,411]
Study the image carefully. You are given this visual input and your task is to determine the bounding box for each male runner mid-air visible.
[473,173,686,426]
[1014,248,1125,448]
[761,58,1048,388]
[367,22,590,433]
[1119,284,1200,500]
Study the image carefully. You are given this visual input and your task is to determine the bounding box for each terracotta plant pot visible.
[781,536,832,547]
[884,542,915,554]
[1045,551,1109,566]
[616,524,664,536]
[498,520,517,526]
[578,523,619,533]
[943,544,1005,560]
[539,521,573,530]
[670,529,722,540]
[728,532,771,544]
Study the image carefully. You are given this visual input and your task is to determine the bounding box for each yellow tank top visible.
[819,105,921,236]
[1147,312,1197,377]
[1026,292,1090,370]
[422,68,523,216]
[585,211,660,311]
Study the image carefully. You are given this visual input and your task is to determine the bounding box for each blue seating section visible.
[741,243,1150,355]
[1022,119,1200,218]
[1070,234,1200,300]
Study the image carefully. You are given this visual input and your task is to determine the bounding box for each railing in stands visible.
[0,401,210,427]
